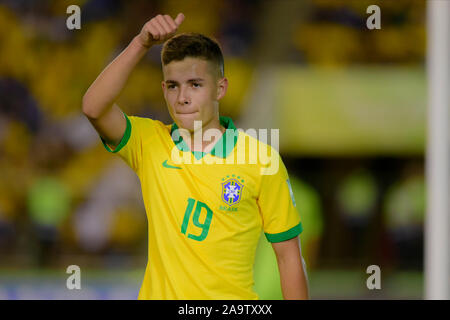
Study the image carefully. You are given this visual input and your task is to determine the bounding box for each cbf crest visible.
[221,175,245,206]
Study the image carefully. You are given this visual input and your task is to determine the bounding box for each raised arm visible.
[272,236,309,299]
[82,13,185,147]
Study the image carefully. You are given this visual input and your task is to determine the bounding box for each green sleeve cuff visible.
[265,222,303,243]
[101,113,131,153]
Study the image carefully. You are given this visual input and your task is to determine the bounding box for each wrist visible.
[132,35,153,51]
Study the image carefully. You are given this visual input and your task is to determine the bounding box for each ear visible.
[161,80,167,96]
[216,77,228,101]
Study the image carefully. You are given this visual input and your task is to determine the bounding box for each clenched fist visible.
[137,13,185,48]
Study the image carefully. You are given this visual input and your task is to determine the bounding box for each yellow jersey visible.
[101,114,302,299]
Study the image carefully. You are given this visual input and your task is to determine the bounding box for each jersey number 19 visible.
[181,198,213,241]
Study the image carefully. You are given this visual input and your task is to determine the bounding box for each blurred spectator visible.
[0,116,33,256]
[0,78,42,133]
[25,122,74,266]
[27,175,70,266]
[292,0,425,65]
[336,168,378,261]
[337,168,378,225]
[73,160,145,254]
[383,163,425,269]
[217,0,257,57]
[0,214,14,254]
[82,0,122,23]
[0,130,16,253]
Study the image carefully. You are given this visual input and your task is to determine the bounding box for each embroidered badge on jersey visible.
[221,175,245,208]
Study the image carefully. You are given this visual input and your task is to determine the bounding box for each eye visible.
[168,84,177,89]
[192,83,201,88]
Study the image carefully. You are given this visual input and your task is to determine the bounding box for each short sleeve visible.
[100,113,155,173]
[257,153,303,243]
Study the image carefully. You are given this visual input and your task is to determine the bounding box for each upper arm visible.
[84,103,127,148]
[258,153,303,242]
[272,236,309,299]
[271,236,303,262]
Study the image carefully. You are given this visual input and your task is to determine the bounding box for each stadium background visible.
[0,0,425,299]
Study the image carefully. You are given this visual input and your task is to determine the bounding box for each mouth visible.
[176,111,198,115]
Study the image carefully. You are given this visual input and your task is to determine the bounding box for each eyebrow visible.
[165,78,205,84]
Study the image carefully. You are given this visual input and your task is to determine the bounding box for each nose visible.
[177,85,190,106]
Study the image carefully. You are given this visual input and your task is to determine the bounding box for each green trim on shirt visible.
[170,116,239,160]
[264,222,303,243]
[101,112,131,153]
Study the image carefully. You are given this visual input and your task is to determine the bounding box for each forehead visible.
[162,57,216,81]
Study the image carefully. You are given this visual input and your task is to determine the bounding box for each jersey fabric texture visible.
[101,113,303,300]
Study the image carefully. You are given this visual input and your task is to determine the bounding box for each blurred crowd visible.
[292,0,425,65]
[0,0,425,273]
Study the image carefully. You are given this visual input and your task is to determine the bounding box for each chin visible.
[176,113,201,131]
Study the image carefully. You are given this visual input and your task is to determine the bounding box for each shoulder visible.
[126,115,169,135]
[236,129,282,171]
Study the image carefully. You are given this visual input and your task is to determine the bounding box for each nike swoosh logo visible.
[162,160,182,169]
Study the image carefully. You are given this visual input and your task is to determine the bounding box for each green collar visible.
[170,116,239,160]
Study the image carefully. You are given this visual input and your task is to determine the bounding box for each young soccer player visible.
[82,13,309,300]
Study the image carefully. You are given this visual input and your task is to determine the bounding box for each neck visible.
[180,117,225,152]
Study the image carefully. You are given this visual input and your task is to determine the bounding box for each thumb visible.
[174,13,185,26]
